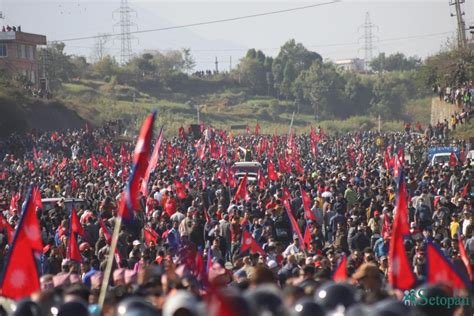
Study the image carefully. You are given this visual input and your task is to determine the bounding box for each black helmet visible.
[57,301,89,316]
[314,282,359,312]
[291,298,325,316]
[244,284,286,316]
[369,299,411,316]
[116,296,158,316]
[414,285,453,316]
[13,300,42,316]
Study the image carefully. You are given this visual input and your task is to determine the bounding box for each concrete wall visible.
[430,97,462,125]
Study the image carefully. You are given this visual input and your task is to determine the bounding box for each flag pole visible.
[98,215,122,309]
[288,111,295,136]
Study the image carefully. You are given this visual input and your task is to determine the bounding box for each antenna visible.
[113,0,137,64]
[358,12,378,71]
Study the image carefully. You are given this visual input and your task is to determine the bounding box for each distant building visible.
[334,58,365,72]
[0,29,47,87]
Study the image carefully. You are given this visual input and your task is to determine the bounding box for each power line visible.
[52,1,340,43]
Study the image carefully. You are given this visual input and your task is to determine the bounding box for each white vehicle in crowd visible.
[232,161,262,182]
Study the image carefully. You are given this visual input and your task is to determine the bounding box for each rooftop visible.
[0,31,47,45]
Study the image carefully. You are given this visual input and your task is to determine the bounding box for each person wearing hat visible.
[283,236,301,257]
[353,263,388,304]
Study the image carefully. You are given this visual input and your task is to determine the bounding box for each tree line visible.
[36,39,473,120]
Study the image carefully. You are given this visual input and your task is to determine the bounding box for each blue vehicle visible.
[427,147,460,166]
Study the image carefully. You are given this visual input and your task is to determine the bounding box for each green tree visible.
[272,39,322,99]
[293,62,345,118]
[92,55,120,80]
[38,42,76,90]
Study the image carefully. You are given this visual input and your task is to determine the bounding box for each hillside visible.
[0,78,437,138]
[0,87,85,137]
[52,79,433,136]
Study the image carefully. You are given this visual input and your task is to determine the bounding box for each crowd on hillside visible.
[433,83,473,109]
[0,120,472,316]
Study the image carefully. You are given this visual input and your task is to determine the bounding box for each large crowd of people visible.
[0,119,472,316]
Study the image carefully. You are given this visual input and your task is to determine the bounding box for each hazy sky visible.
[1,0,472,69]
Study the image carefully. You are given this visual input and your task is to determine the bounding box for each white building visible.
[334,58,365,72]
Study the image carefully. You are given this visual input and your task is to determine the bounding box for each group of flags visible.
[332,163,472,291]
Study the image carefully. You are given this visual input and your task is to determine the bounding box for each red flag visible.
[461,182,470,198]
[0,212,14,244]
[397,147,405,167]
[91,154,98,169]
[33,147,38,160]
[426,240,470,289]
[144,224,159,246]
[449,152,457,167]
[381,213,391,238]
[332,255,348,282]
[67,225,83,263]
[257,169,266,190]
[301,188,316,221]
[267,160,278,181]
[174,180,187,200]
[120,144,128,164]
[294,154,304,175]
[255,123,260,135]
[388,173,415,290]
[303,224,311,251]
[140,127,164,197]
[241,230,265,256]
[283,200,304,246]
[71,208,85,237]
[81,155,87,173]
[179,126,186,140]
[32,187,43,210]
[58,157,67,171]
[357,152,364,165]
[278,156,288,174]
[458,238,473,281]
[228,167,237,188]
[71,177,78,192]
[233,174,249,202]
[1,188,43,300]
[27,160,34,172]
[120,112,156,221]
[178,155,188,177]
[99,218,112,244]
[210,139,219,159]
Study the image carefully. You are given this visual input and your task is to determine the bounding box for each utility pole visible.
[229,56,232,72]
[358,12,378,72]
[449,0,467,50]
[215,57,219,73]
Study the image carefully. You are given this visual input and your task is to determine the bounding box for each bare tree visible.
[91,33,110,63]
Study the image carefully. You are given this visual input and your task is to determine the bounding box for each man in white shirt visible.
[283,236,300,257]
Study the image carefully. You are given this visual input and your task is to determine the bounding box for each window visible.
[17,44,26,59]
[0,43,7,57]
[31,70,36,83]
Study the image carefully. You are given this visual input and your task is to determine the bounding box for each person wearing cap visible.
[283,236,301,257]
[352,263,388,304]
[367,210,382,235]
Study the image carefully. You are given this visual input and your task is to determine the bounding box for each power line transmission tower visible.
[358,12,378,71]
[449,0,467,49]
[114,0,137,64]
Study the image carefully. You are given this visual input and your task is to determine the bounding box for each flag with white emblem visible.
[1,187,43,299]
